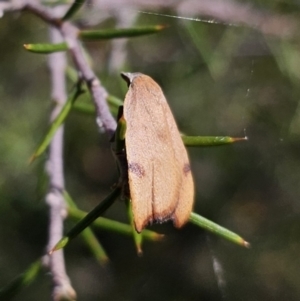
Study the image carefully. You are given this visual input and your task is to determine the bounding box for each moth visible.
[121,72,194,233]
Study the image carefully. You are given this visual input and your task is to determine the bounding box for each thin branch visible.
[1,2,117,298]
[0,0,117,137]
[60,22,117,136]
[44,25,76,301]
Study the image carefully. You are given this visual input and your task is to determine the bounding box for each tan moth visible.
[121,72,194,233]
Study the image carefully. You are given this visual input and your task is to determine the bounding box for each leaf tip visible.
[243,241,251,248]
[156,24,169,31]
[100,256,110,265]
[137,246,143,256]
[28,154,36,164]
[232,136,248,143]
[49,237,69,254]
[153,233,165,241]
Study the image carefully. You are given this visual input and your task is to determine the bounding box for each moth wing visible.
[163,98,194,227]
[124,74,181,232]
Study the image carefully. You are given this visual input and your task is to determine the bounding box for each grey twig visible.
[60,22,117,136]
[0,0,117,137]
[1,1,117,299]
[44,25,76,301]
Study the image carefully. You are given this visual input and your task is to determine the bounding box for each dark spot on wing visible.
[183,163,191,176]
[128,162,145,178]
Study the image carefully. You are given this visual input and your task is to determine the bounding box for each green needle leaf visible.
[50,187,122,253]
[79,25,166,41]
[72,95,123,116]
[50,237,69,254]
[72,101,96,115]
[62,0,88,21]
[68,206,164,241]
[182,135,248,147]
[107,94,123,107]
[0,259,42,300]
[29,83,85,163]
[189,212,250,248]
[24,43,68,54]
[64,191,109,264]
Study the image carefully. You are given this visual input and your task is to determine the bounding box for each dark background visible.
[1,1,300,300]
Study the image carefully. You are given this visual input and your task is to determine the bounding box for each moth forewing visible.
[174,165,194,227]
[163,101,195,227]
[122,72,194,232]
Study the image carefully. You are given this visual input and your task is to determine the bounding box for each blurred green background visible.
[1,1,300,300]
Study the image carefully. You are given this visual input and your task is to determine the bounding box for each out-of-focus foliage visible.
[1,1,300,300]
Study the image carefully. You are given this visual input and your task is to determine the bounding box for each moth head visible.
[121,72,142,86]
